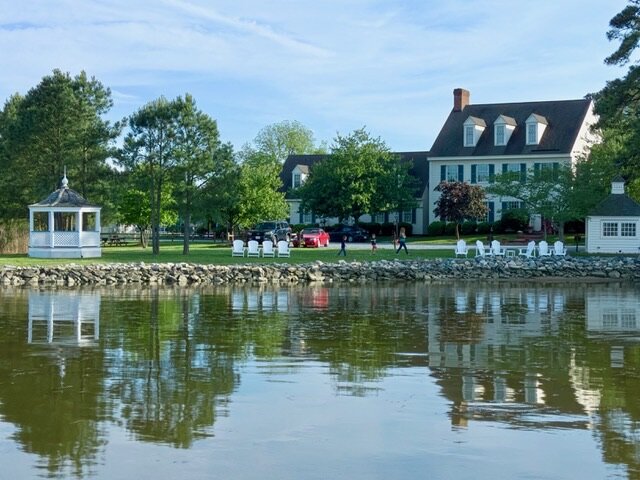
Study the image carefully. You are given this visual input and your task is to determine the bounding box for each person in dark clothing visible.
[337,235,347,256]
[370,233,377,254]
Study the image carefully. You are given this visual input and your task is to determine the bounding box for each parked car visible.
[248,221,291,244]
[299,228,330,248]
[328,225,369,243]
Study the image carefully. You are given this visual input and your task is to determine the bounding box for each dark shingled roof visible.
[429,98,591,157]
[280,151,430,199]
[32,187,97,208]
[589,194,640,217]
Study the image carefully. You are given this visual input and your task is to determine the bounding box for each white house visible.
[281,88,598,234]
[427,88,598,226]
[586,176,640,254]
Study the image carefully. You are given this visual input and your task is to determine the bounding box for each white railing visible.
[30,231,101,248]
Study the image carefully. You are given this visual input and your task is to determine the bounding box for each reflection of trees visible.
[104,289,238,448]
[0,289,106,479]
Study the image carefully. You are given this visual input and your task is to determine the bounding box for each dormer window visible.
[463,116,486,147]
[291,164,309,189]
[493,115,516,146]
[525,113,548,145]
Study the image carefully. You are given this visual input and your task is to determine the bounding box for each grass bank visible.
[0,241,451,267]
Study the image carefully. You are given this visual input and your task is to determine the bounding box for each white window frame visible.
[443,165,460,182]
[302,211,313,224]
[293,173,301,188]
[464,125,474,147]
[374,213,385,223]
[602,222,618,237]
[527,123,537,145]
[504,163,520,174]
[495,125,505,146]
[402,210,413,223]
[621,222,636,237]
[476,164,491,183]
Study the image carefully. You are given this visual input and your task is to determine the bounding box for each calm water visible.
[0,281,639,479]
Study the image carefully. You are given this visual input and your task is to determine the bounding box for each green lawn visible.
[0,241,451,267]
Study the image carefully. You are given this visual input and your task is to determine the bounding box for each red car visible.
[300,228,330,247]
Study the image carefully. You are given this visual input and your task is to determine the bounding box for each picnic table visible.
[102,235,126,246]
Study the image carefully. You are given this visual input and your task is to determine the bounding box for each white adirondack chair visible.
[247,240,260,257]
[553,240,567,256]
[262,240,275,257]
[519,240,536,258]
[231,239,245,257]
[538,240,552,257]
[490,240,506,256]
[454,239,469,257]
[277,240,290,258]
[475,240,486,257]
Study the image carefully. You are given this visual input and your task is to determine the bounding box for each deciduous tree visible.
[433,181,488,239]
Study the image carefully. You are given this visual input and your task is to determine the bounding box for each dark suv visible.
[248,221,291,244]
[328,225,369,243]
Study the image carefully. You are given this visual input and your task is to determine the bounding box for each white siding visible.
[586,216,640,254]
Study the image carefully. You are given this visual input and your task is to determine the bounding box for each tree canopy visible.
[0,70,119,220]
[251,120,324,163]
[433,181,488,239]
[298,128,418,223]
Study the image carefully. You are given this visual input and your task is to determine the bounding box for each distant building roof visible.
[589,194,640,217]
[281,151,430,198]
[429,98,591,157]
[30,175,98,208]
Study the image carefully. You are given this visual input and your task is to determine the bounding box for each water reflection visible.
[0,283,638,478]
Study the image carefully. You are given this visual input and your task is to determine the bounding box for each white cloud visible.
[0,0,630,150]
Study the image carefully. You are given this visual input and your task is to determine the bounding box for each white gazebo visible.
[28,173,102,258]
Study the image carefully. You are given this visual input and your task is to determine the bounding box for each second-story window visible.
[293,173,301,188]
[464,126,474,147]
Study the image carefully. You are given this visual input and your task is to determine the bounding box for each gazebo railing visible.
[30,231,101,248]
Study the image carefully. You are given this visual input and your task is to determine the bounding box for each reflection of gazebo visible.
[28,173,101,258]
[27,291,100,346]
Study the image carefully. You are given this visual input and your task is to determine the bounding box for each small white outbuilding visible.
[586,176,640,254]
[28,174,102,258]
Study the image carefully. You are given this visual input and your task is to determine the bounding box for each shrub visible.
[476,222,492,234]
[564,219,585,234]
[427,221,446,236]
[444,222,457,236]
[357,222,381,235]
[460,221,476,235]
[499,208,529,233]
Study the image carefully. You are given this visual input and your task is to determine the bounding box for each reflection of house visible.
[28,291,100,346]
[586,176,640,254]
[586,292,639,335]
[28,173,102,258]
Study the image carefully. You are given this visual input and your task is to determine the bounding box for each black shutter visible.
[520,163,527,183]
[489,164,495,182]
[411,208,416,224]
[440,165,446,182]
[458,165,464,181]
[502,164,507,174]
[471,165,477,183]
[489,202,495,223]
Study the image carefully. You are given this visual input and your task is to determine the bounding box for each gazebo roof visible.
[30,175,99,208]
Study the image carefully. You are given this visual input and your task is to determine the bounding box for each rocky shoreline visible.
[1,256,639,287]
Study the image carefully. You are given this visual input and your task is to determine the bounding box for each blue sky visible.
[0,0,630,152]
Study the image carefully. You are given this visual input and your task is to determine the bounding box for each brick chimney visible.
[453,88,470,112]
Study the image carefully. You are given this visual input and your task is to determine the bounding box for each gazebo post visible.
[49,210,55,249]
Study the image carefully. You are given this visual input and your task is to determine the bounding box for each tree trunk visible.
[183,211,191,255]
[455,223,460,240]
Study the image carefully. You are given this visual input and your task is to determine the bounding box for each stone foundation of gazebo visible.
[28,174,102,258]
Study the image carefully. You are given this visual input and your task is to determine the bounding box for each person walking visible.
[370,233,377,254]
[337,235,347,256]
[396,227,408,254]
